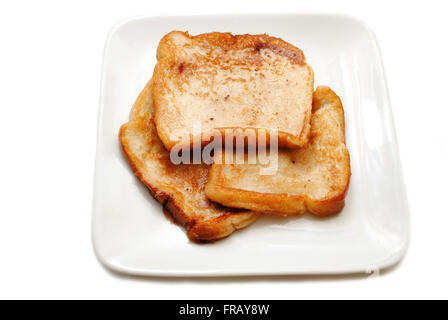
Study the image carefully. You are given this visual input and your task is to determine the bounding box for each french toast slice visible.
[153,31,314,151]
[119,80,260,242]
[205,86,351,217]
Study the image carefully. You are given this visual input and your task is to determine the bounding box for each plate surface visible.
[92,14,410,276]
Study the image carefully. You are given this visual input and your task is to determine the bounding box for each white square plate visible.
[92,14,410,277]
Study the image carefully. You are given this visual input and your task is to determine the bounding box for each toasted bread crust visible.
[205,86,351,217]
[153,31,314,151]
[119,80,259,242]
[156,31,307,65]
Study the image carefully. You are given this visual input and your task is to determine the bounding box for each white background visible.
[0,0,447,299]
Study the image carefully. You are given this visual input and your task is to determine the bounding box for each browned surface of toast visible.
[119,80,260,242]
[153,31,314,151]
[205,86,351,217]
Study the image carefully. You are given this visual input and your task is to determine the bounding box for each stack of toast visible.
[119,31,351,242]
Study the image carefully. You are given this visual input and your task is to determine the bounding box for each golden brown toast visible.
[153,31,314,151]
[205,86,351,217]
[119,80,260,242]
